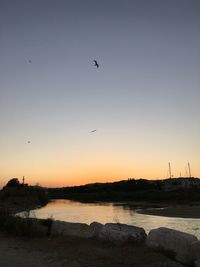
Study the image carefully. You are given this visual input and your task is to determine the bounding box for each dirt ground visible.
[0,232,184,267]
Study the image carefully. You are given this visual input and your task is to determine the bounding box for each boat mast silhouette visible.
[188,162,191,178]
[168,162,172,179]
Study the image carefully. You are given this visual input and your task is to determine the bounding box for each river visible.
[21,199,200,238]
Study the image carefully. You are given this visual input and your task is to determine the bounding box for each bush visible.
[5,178,21,188]
[0,208,11,229]
[0,207,53,237]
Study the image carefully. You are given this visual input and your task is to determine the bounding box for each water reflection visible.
[20,199,200,238]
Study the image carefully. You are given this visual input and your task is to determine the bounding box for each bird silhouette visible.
[28,60,32,63]
[93,60,99,68]
[27,141,31,144]
[90,130,97,133]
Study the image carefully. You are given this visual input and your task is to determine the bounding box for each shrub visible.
[0,207,53,237]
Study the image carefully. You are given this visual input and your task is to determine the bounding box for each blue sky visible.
[0,0,200,187]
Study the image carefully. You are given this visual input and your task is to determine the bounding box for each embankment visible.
[2,213,200,267]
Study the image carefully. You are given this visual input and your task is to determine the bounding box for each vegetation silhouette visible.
[48,178,200,203]
[0,179,52,237]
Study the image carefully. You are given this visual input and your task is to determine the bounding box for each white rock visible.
[195,259,200,267]
[146,227,198,265]
[89,221,103,237]
[51,221,92,238]
[143,261,184,267]
[99,226,128,244]
[98,223,146,244]
[190,241,200,263]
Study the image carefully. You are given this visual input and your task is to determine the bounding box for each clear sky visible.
[0,0,200,187]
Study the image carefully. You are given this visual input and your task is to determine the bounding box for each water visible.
[21,199,200,238]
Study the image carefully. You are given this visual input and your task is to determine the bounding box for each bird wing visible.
[93,60,99,68]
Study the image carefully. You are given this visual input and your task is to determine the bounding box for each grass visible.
[0,207,53,237]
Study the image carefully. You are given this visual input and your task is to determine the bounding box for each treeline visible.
[48,178,200,203]
[0,178,48,213]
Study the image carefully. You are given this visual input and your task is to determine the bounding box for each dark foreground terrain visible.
[0,232,183,267]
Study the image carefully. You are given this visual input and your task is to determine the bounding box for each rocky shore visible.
[1,199,200,267]
[6,216,198,267]
[51,220,200,266]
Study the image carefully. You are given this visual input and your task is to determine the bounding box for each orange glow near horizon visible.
[1,132,200,187]
[1,154,200,188]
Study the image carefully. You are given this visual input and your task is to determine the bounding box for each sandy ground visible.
[137,205,200,218]
[0,232,184,267]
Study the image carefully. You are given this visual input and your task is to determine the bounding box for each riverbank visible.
[89,200,200,219]
[137,204,200,218]
[0,183,48,214]
[0,198,44,215]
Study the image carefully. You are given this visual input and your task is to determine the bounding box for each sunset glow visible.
[0,0,199,187]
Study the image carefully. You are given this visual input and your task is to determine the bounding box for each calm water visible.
[22,199,200,238]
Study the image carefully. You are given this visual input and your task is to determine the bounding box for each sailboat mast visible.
[188,162,191,178]
[169,162,172,179]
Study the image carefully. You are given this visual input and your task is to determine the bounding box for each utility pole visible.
[22,176,25,185]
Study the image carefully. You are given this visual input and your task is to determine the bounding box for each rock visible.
[145,261,184,267]
[99,226,128,244]
[146,227,198,265]
[190,241,200,262]
[51,221,104,239]
[195,259,200,267]
[98,223,146,244]
[51,221,93,238]
[89,221,103,237]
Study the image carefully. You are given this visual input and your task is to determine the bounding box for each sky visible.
[0,0,200,187]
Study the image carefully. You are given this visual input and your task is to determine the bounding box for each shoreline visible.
[137,204,200,219]
[50,198,200,219]
[0,198,47,215]
[0,201,46,215]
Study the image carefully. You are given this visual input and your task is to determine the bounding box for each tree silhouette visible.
[6,178,20,188]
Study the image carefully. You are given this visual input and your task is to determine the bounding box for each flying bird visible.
[27,141,31,144]
[90,130,97,133]
[93,60,99,68]
[28,60,32,63]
